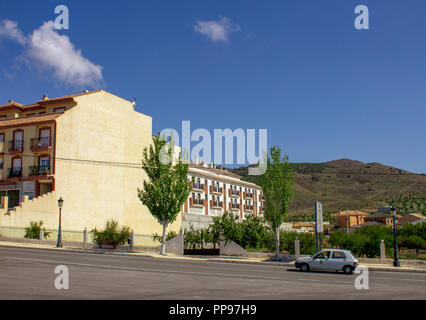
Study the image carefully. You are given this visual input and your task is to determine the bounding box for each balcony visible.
[8,140,23,153]
[229,203,240,211]
[192,182,204,191]
[190,198,204,207]
[210,185,223,194]
[30,137,52,152]
[29,165,51,176]
[245,192,253,199]
[8,167,22,178]
[211,200,223,208]
[245,204,253,211]
[229,189,240,197]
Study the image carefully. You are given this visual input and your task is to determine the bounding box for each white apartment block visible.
[182,161,264,229]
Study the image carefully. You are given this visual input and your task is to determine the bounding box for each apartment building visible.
[0,90,181,244]
[182,161,264,229]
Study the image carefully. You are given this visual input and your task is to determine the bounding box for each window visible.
[0,133,4,142]
[0,157,3,169]
[332,251,346,259]
[54,107,66,113]
[0,115,6,120]
[39,156,50,172]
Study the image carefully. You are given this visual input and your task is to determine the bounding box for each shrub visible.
[91,219,130,249]
[24,221,51,239]
[152,230,178,244]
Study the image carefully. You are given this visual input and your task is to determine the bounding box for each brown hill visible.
[233,159,426,216]
[323,158,365,168]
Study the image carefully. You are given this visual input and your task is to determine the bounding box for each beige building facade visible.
[0,90,181,245]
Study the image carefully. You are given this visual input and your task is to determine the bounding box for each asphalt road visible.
[0,246,425,299]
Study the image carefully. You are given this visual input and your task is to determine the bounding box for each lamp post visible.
[57,197,64,248]
[391,206,400,267]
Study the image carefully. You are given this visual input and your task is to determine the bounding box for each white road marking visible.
[297,278,321,282]
[4,256,280,280]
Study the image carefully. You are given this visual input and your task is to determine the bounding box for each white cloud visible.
[0,20,103,88]
[194,17,240,42]
[0,20,26,45]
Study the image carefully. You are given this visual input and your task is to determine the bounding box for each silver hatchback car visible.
[295,249,358,274]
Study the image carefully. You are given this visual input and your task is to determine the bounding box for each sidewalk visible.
[1,240,425,273]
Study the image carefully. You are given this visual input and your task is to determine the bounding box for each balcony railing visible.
[192,182,204,190]
[229,189,240,197]
[8,140,23,152]
[192,198,204,206]
[245,192,253,199]
[212,186,223,194]
[230,203,240,210]
[30,137,51,150]
[212,201,223,208]
[8,167,22,178]
[29,165,51,176]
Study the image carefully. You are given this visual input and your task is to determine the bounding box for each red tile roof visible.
[0,113,61,128]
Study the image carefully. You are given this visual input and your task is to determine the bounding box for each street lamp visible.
[391,206,400,267]
[57,197,64,248]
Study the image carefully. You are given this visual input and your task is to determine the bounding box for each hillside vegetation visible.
[233,158,426,216]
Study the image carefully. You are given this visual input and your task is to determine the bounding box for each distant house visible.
[363,212,394,226]
[292,222,315,233]
[397,214,423,225]
[377,206,392,213]
[412,218,426,225]
[336,210,369,229]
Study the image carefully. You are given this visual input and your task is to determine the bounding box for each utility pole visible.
[346,208,349,233]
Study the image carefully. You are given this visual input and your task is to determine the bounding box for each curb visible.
[1,242,425,273]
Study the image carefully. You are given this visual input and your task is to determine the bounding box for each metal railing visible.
[231,189,240,196]
[193,198,204,206]
[212,186,223,193]
[29,165,51,176]
[8,140,23,152]
[212,201,223,208]
[8,167,22,178]
[30,137,51,149]
[192,183,203,190]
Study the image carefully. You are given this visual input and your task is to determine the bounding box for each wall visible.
[0,91,181,246]
[54,91,181,238]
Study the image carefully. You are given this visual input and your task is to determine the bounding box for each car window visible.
[313,253,324,259]
[322,251,331,259]
[332,251,346,259]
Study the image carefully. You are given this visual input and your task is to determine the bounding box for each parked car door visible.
[310,250,332,270]
[327,250,347,271]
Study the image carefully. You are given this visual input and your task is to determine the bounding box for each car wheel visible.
[343,265,353,274]
[300,263,310,272]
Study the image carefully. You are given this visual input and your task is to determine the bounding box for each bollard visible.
[380,239,386,260]
[129,229,134,251]
[294,236,300,259]
[83,227,87,248]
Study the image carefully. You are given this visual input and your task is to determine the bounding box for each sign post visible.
[315,201,323,252]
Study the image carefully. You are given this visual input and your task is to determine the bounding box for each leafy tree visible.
[24,221,51,239]
[138,135,192,255]
[261,146,294,259]
[406,235,424,255]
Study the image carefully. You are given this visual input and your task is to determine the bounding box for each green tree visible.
[261,146,295,259]
[406,235,424,255]
[138,135,192,255]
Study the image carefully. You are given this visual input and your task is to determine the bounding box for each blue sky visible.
[0,0,425,173]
